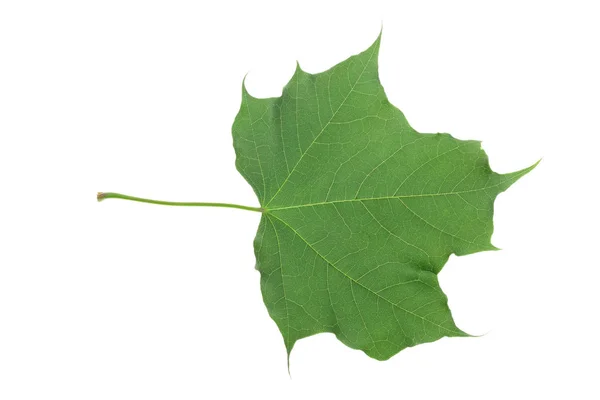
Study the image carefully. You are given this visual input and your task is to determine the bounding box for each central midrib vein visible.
[266,182,505,212]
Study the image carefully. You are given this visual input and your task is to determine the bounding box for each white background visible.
[1,1,599,399]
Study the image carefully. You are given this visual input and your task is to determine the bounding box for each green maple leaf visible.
[99,33,536,364]
[231,33,537,361]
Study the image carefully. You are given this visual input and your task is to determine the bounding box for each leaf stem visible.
[97,192,263,213]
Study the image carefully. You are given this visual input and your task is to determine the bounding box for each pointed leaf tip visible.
[241,73,252,98]
[499,158,540,192]
[370,30,382,53]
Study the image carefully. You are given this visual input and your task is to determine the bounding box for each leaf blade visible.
[234,34,535,361]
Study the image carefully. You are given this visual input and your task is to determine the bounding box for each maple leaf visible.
[231,33,537,361]
[98,32,536,364]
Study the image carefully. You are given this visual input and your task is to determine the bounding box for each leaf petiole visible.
[97,192,263,213]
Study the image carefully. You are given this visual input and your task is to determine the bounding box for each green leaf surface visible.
[232,33,536,361]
